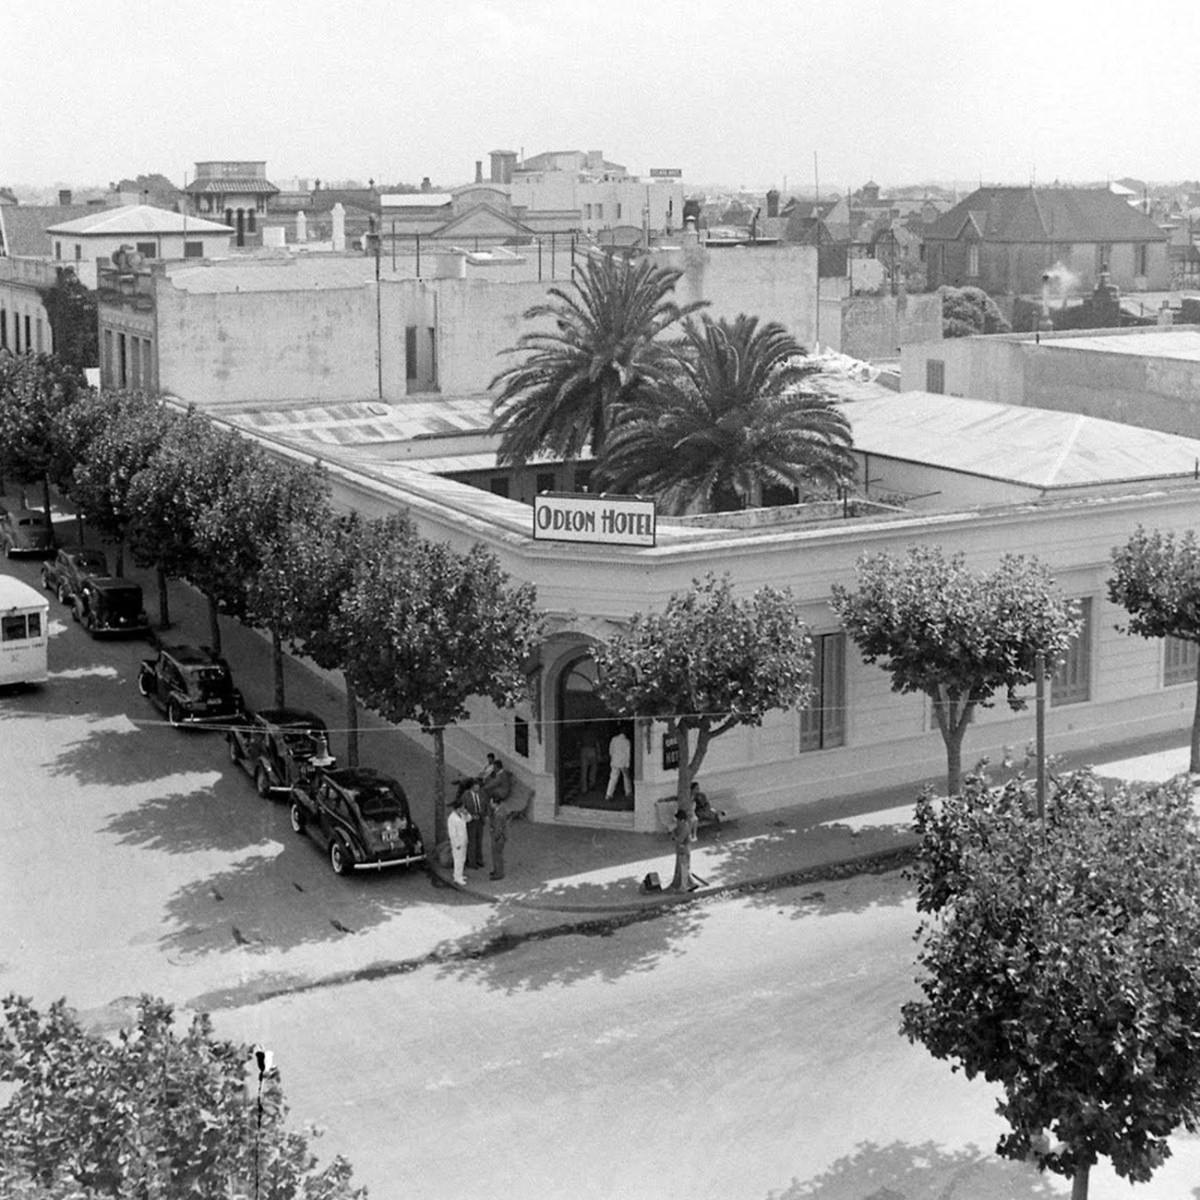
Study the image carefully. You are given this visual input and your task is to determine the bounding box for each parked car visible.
[0,503,55,557]
[228,707,336,798]
[41,546,110,605]
[289,766,426,876]
[137,644,244,728]
[72,576,150,637]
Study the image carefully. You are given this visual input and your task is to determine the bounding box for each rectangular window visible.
[35,319,43,353]
[103,329,114,384]
[535,471,556,495]
[1052,598,1093,706]
[118,333,128,389]
[1164,636,1199,687]
[1135,243,1148,276]
[2,613,32,642]
[967,243,980,276]
[926,359,945,393]
[142,337,154,389]
[489,476,510,498]
[130,337,141,390]
[0,308,6,349]
[1096,243,1113,273]
[514,716,530,758]
[184,240,204,258]
[595,203,604,221]
[24,315,31,350]
[405,326,417,380]
[74,244,82,261]
[616,203,622,220]
[136,241,156,259]
[800,633,847,751]
[14,313,20,352]
[55,241,62,260]
[585,203,593,220]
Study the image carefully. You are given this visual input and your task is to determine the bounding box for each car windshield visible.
[18,516,47,528]
[352,784,406,822]
[281,729,323,752]
[75,553,108,571]
[97,587,142,614]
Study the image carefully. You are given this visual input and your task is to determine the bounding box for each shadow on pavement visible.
[773,1139,1063,1199]
[429,899,709,994]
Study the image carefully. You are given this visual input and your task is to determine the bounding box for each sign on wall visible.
[649,168,683,178]
[532,493,657,547]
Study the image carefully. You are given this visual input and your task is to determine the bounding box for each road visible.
[6,554,1200,1199]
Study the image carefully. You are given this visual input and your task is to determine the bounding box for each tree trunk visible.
[679,722,714,814]
[931,687,972,797]
[344,680,359,768]
[207,594,221,655]
[431,726,447,846]
[271,629,285,708]
[156,565,170,630]
[40,476,52,530]
[1191,651,1200,775]
[75,511,84,543]
[1071,1162,1089,1200]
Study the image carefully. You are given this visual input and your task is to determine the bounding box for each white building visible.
[45,205,233,267]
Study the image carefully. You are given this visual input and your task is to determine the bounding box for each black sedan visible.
[137,644,244,728]
[289,766,425,876]
[228,707,335,797]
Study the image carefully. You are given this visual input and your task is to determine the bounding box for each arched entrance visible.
[556,652,634,811]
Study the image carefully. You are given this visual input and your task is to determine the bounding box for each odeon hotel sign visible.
[532,493,656,547]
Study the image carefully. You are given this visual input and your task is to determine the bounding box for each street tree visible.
[489,252,706,464]
[830,546,1079,796]
[0,992,364,1199]
[902,770,1200,1200]
[1109,525,1200,773]
[285,510,399,768]
[37,267,98,373]
[344,532,542,843]
[200,454,331,706]
[595,313,854,512]
[592,573,813,810]
[0,352,85,516]
[69,392,178,575]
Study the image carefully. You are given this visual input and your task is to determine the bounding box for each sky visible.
[6,0,1200,196]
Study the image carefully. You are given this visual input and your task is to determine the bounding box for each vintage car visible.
[41,546,110,605]
[0,503,55,557]
[71,576,150,637]
[228,707,336,798]
[289,766,425,876]
[137,644,244,728]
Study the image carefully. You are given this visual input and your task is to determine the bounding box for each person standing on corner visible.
[447,796,469,887]
[461,777,487,870]
[482,757,515,880]
[605,727,632,801]
[669,807,698,892]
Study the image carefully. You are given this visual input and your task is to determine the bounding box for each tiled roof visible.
[45,204,232,236]
[0,204,93,254]
[847,391,1200,488]
[925,186,1165,244]
[184,178,279,196]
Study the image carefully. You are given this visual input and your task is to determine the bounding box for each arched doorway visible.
[556,652,634,811]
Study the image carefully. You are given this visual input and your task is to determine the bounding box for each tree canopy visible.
[489,252,706,464]
[941,285,1011,337]
[903,771,1200,1199]
[830,546,1079,795]
[1109,526,1200,771]
[593,573,813,806]
[0,993,364,1199]
[595,313,854,513]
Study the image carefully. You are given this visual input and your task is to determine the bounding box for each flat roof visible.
[848,391,1200,488]
[233,396,495,445]
[1039,328,1200,362]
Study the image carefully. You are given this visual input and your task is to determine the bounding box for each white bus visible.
[0,576,49,687]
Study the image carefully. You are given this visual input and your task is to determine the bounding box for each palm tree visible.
[595,314,855,513]
[489,252,707,465]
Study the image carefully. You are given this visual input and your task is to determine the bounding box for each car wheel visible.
[57,583,70,605]
[137,671,152,698]
[330,839,353,876]
[254,766,272,799]
[40,571,52,592]
[167,700,184,728]
[83,610,96,635]
[228,734,241,763]
[71,600,81,623]
[289,803,306,835]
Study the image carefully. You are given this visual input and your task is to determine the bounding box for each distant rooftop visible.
[848,391,1200,489]
[46,204,232,236]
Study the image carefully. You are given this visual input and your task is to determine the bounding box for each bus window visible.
[2,614,30,641]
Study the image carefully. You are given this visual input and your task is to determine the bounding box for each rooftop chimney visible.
[58,189,72,206]
[475,160,483,184]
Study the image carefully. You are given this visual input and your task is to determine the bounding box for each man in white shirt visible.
[605,728,632,801]
[447,797,470,886]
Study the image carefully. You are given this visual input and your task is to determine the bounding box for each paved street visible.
[6,552,1200,1199]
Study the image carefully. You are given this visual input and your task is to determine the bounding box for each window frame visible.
[1052,597,1093,707]
[799,632,847,752]
[1163,635,1199,688]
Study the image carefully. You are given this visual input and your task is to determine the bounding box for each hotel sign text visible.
[533,494,657,547]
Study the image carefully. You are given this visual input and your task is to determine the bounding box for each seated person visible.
[691,780,725,827]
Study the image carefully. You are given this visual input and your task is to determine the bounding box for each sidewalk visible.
[427,730,1198,913]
